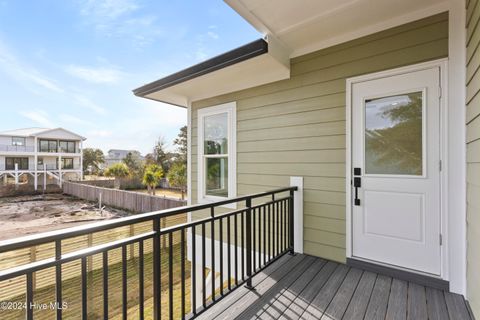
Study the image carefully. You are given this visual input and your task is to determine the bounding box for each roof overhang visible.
[133,38,290,107]
[225,0,450,58]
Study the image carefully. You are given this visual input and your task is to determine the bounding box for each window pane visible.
[12,137,25,146]
[205,157,228,197]
[204,113,228,155]
[365,92,423,175]
[40,140,48,152]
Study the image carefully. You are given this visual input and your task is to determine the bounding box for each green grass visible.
[2,243,191,320]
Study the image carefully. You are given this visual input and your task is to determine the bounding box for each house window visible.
[62,158,74,169]
[39,140,58,153]
[12,137,25,146]
[59,141,76,153]
[198,102,236,203]
[6,157,29,170]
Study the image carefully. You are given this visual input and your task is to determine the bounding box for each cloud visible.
[79,0,139,19]
[72,94,107,115]
[65,65,124,84]
[87,129,113,138]
[0,39,63,93]
[20,110,53,127]
[207,31,219,40]
[59,114,93,126]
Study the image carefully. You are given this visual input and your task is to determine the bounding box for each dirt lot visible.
[0,194,130,240]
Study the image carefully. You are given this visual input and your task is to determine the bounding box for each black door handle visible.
[353,167,361,206]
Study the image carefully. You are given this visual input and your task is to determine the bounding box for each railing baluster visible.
[245,198,253,289]
[289,189,295,254]
[55,239,62,320]
[268,203,271,263]
[210,207,215,302]
[234,212,238,286]
[169,232,174,320]
[262,206,266,266]
[276,200,280,257]
[103,251,108,319]
[139,241,145,320]
[258,207,261,269]
[280,200,284,253]
[219,218,223,296]
[180,229,185,320]
[122,245,127,320]
[26,272,33,320]
[241,211,245,281]
[202,223,206,307]
[284,199,288,252]
[153,218,161,320]
[81,257,87,320]
[191,225,196,315]
[227,215,231,291]
[252,207,256,272]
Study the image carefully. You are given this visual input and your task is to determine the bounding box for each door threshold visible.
[346,258,449,291]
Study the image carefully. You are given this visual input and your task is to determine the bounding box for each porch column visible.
[43,166,46,191]
[79,140,83,181]
[14,163,18,189]
[290,176,304,254]
[58,155,62,188]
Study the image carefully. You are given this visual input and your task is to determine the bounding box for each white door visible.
[351,66,442,276]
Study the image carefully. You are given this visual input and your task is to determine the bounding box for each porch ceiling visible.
[225,0,449,57]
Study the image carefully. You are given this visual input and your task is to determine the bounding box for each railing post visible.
[245,198,254,289]
[289,189,295,255]
[153,218,161,320]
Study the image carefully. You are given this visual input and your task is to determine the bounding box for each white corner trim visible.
[197,101,237,209]
[290,176,303,254]
[187,101,192,223]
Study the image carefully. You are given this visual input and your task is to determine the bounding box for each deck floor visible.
[196,254,473,320]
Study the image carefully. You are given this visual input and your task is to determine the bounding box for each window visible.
[59,141,76,153]
[39,140,58,153]
[61,158,74,169]
[12,137,25,146]
[6,157,29,170]
[198,102,236,204]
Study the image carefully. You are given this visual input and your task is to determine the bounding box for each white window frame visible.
[197,102,236,208]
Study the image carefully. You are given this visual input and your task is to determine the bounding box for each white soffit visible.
[225,0,450,58]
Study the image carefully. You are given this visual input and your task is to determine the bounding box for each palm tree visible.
[105,163,130,189]
[142,164,163,195]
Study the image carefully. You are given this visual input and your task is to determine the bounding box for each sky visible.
[0,0,260,155]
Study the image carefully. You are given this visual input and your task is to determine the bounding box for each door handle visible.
[354,177,361,206]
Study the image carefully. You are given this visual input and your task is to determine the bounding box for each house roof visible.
[133,0,448,107]
[0,127,86,140]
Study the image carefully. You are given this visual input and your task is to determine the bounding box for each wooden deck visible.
[196,254,473,320]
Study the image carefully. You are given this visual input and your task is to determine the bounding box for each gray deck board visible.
[385,279,408,320]
[407,282,428,320]
[257,258,327,320]
[300,264,349,319]
[364,274,392,320]
[342,271,377,320]
[235,255,317,319]
[277,261,338,320]
[426,287,449,320]
[193,254,473,320]
[444,291,471,320]
[320,268,363,320]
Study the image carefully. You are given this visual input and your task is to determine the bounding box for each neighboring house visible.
[133,0,480,318]
[0,127,85,189]
[104,149,143,167]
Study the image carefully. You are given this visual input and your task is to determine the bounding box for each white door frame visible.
[346,59,450,281]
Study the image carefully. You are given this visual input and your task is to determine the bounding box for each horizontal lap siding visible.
[191,13,448,263]
[466,0,480,317]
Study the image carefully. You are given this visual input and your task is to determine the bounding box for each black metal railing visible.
[0,186,296,320]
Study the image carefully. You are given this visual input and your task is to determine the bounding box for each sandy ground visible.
[0,194,130,241]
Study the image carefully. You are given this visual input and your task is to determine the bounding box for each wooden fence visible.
[0,182,188,303]
[63,181,186,213]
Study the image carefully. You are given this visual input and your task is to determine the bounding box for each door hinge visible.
[439,160,442,171]
[439,234,443,246]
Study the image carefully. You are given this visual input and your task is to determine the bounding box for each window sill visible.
[198,196,237,210]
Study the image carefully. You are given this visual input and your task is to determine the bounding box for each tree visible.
[167,162,187,199]
[82,148,105,175]
[173,125,187,163]
[142,164,163,195]
[153,136,172,174]
[105,163,130,189]
[122,151,144,177]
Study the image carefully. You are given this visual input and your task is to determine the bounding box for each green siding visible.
[466,0,480,317]
[191,13,449,263]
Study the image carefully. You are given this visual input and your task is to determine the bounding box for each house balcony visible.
[0,144,35,153]
[0,187,472,320]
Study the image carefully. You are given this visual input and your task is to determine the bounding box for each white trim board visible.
[345,58,468,293]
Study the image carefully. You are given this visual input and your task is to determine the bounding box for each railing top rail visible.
[0,185,297,253]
